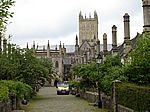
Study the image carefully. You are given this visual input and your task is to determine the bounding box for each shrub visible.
[116,83,150,111]
[0,85,9,101]
[0,80,33,101]
[69,80,80,88]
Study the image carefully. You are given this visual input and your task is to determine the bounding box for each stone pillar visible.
[103,33,107,56]
[123,13,131,56]
[142,0,150,32]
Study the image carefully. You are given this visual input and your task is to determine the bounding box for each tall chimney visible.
[142,0,150,31]
[103,33,107,56]
[112,25,118,53]
[123,13,131,58]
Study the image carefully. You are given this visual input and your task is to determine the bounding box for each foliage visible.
[116,82,150,111]
[0,45,53,90]
[69,80,80,88]
[99,55,127,95]
[0,85,9,101]
[124,32,150,85]
[71,63,99,89]
[0,0,15,32]
[0,80,33,101]
[71,55,127,94]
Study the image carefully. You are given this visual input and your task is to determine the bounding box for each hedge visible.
[116,83,150,111]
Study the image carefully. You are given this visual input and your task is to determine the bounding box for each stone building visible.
[35,11,104,82]
[1,0,150,82]
[34,0,150,81]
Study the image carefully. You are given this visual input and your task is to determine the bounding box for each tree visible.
[124,32,150,85]
[0,0,15,32]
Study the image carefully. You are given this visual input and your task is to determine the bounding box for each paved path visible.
[24,87,107,112]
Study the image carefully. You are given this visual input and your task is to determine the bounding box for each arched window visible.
[55,61,59,68]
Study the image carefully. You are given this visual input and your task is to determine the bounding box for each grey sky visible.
[7,0,143,48]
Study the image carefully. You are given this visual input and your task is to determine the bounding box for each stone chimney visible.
[123,13,131,57]
[142,0,150,31]
[112,25,118,54]
[103,33,107,56]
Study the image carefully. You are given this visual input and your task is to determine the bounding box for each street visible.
[24,87,107,112]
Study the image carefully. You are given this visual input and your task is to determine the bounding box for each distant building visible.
[34,0,150,81]
[1,0,150,82]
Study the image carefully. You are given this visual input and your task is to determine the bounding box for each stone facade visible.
[1,1,150,82]
[35,11,101,81]
[34,2,150,80]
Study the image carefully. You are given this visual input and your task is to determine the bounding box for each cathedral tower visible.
[79,11,98,46]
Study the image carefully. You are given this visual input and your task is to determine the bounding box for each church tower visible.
[79,11,98,46]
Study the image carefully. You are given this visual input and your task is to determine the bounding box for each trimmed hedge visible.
[116,83,150,111]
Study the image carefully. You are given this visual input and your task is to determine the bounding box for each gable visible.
[80,40,91,51]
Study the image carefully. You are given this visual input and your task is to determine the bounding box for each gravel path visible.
[24,87,107,112]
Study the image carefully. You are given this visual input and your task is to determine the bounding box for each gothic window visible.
[55,61,59,68]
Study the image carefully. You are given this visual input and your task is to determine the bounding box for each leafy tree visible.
[71,55,127,94]
[0,0,15,32]
[0,44,53,91]
[124,32,150,85]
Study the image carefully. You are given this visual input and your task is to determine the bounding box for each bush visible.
[0,80,33,101]
[116,83,150,111]
[69,80,80,88]
[0,85,9,101]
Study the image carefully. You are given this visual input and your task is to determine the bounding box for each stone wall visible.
[0,101,11,112]
[80,90,135,112]
[118,104,134,112]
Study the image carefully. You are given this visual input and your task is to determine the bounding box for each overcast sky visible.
[7,0,143,48]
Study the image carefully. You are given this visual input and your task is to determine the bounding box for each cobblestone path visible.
[24,87,108,112]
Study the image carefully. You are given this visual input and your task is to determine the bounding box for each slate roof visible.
[36,44,112,53]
